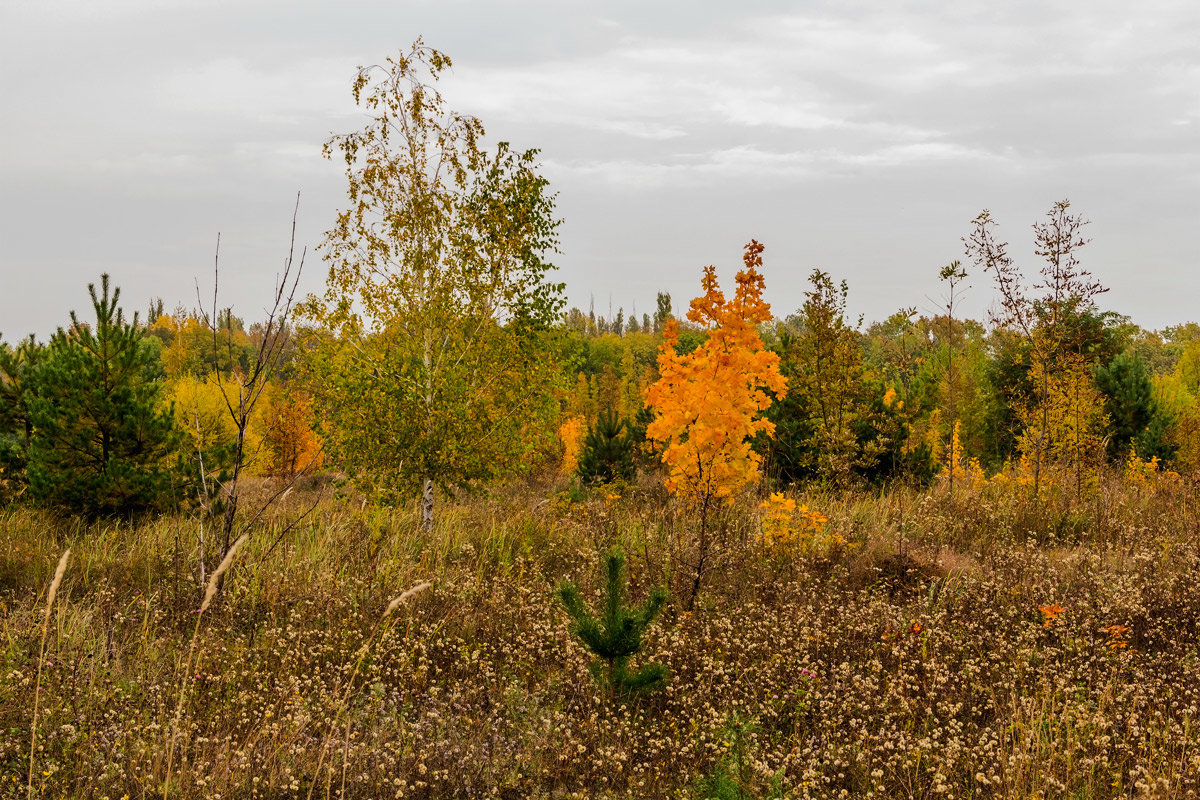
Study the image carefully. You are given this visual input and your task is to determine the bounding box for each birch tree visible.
[299,40,563,529]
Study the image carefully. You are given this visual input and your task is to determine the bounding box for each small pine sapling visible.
[696,714,785,800]
[559,549,668,697]
[576,408,637,485]
[627,403,659,469]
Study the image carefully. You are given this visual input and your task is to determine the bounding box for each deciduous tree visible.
[261,388,323,478]
[298,40,564,530]
[939,261,968,496]
[646,241,784,502]
[964,200,1107,498]
[645,240,785,607]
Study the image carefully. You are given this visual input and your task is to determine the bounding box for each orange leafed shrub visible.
[759,492,831,551]
[645,240,787,502]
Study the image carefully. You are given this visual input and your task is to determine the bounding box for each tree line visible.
[2,39,1198,525]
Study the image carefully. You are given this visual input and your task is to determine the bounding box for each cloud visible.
[90,152,203,176]
[547,139,1007,189]
[3,0,1200,337]
[157,56,357,124]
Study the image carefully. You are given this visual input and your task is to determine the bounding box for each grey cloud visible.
[1,0,1198,340]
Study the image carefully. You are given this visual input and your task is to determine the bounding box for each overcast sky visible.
[2,0,1197,340]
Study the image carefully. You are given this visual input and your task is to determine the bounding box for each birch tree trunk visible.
[421,477,434,533]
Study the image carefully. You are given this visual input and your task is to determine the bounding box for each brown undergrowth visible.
[3,471,1200,798]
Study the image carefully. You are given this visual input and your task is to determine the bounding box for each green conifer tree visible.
[26,274,185,517]
[1095,351,1174,462]
[627,403,659,469]
[0,335,42,501]
[576,408,637,484]
[558,549,668,698]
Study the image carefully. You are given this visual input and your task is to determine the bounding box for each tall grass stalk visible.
[163,533,248,800]
[28,549,70,800]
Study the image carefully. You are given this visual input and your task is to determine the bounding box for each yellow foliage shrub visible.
[1124,452,1181,491]
[166,375,269,475]
[758,492,832,552]
[942,420,988,493]
[558,415,585,477]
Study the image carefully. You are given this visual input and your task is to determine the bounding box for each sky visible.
[2,0,1198,340]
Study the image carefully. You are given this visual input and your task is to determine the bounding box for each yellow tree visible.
[1017,355,1109,500]
[165,374,271,478]
[261,388,324,478]
[645,240,786,608]
[557,415,585,477]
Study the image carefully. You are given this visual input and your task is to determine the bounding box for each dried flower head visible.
[384,581,432,619]
[200,535,248,614]
[44,549,71,627]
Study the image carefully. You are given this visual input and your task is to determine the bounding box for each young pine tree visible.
[576,408,637,485]
[26,275,185,517]
[1094,351,1174,462]
[0,335,43,500]
[559,549,668,698]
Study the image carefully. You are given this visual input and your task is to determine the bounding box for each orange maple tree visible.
[646,240,786,609]
[646,240,787,504]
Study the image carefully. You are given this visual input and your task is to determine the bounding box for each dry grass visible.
[3,471,1200,798]
[26,549,69,800]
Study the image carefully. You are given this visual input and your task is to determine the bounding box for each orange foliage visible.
[759,492,833,552]
[1102,623,1131,650]
[645,240,786,502]
[1038,604,1066,627]
[558,415,585,477]
[262,389,324,478]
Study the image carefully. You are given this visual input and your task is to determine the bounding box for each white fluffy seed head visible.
[200,534,249,614]
[44,549,71,626]
[384,581,432,619]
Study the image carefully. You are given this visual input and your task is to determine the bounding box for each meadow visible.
[4,468,1200,800]
[4,33,1198,800]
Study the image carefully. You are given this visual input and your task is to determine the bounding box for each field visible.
[4,473,1200,799]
